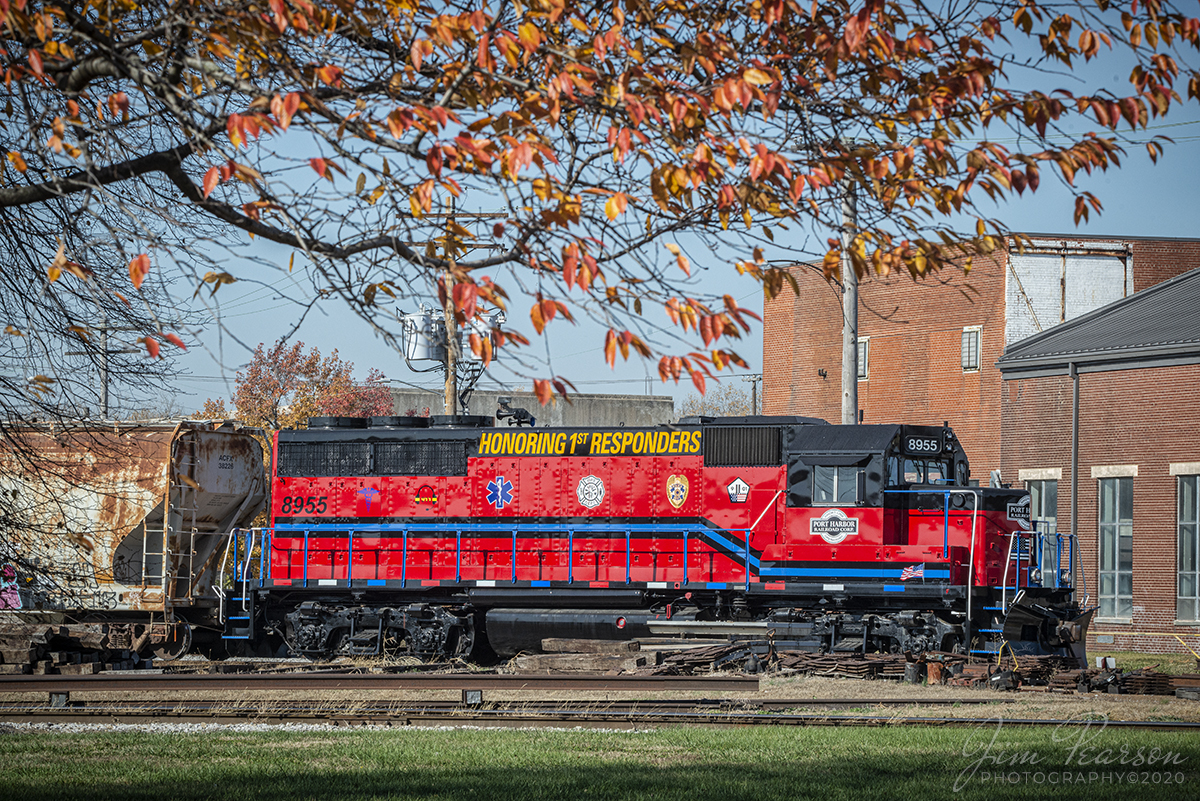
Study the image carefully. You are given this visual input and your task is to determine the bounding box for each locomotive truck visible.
[219,413,1091,665]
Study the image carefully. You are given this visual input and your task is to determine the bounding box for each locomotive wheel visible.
[150,622,192,660]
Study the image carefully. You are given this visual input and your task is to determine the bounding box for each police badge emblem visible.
[666,474,688,509]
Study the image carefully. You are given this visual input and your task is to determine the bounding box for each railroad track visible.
[2,702,1197,731]
[4,672,1196,731]
[0,672,758,693]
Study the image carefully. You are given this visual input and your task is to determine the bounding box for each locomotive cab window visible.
[813,465,864,505]
[888,457,953,486]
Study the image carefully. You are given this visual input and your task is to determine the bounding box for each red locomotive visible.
[223,414,1091,663]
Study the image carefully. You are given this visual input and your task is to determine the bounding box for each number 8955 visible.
[279,496,327,515]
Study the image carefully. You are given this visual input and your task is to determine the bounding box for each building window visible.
[1179,476,1200,621]
[857,337,869,379]
[961,327,981,371]
[1098,477,1133,620]
[1028,479,1059,583]
[813,465,861,505]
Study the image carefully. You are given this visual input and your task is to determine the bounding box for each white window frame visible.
[1098,476,1134,622]
[857,337,869,380]
[961,326,981,372]
[1178,474,1200,623]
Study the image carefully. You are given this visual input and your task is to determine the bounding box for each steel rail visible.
[0,697,1002,714]
[2,705,1197,731]
[0,673,759,693]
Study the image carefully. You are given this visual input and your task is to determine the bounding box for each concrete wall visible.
[390,389,675,428]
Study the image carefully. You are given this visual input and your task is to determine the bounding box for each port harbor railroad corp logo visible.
[415,484,438,504]
[666,474,689,509]
[1007,494,1032,529]
[810,508,859,544]
[577,475,606,509]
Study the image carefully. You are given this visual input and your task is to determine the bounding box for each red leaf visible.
[28,49,43,77]
[452,282,478,319]
[690,368,707,395]
[164,333,187,350]
[533,379,553,406]
[142,337,160,359]
[310,157,329,178]
[202,166,220,198]
[128,254,151,290]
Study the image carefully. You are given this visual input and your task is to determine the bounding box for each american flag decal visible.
[900,563,925,581]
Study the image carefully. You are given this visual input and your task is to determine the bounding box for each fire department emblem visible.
[666,474,689,509]
[577,475,605,509]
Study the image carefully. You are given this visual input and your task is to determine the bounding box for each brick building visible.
[762,234,1200,653]
[997,268,1200,654]
[763,235,1200,479]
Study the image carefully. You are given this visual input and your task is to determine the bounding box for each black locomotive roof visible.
[785,424,940,456]
[281,414,828,443]
[678,414,827,426]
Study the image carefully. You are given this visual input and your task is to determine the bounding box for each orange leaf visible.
[604,193,627,220]
[7,151,27,172]
[128,254,151,290]
[164,333,187,350]
[533,379,553,406]
[530,301,546,334]
[310,157,329,178]
[604,329,617,367]
[142,337,160,359]
[690,368,707,395]
[202,167,220,198]
[315,65,343,87]
[743,68,773,86]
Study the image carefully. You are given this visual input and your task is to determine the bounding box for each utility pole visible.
[741,374,762,416]
[66,324,139,419]
[840,178,859,425]
[441,272,459,417]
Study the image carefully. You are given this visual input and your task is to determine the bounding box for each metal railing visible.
[264,522,759,590]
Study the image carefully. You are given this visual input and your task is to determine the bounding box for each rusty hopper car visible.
[1,421,265,658]
[224,414,1091,665]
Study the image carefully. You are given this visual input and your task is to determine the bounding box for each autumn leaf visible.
[141,336,161,359]
[315,65,343,87]
[604,193,628,220]
[742,68,774,86]
[533,378,553,406]
[202,167,220,198]
[164,333,188,350]
[128,254,151,290]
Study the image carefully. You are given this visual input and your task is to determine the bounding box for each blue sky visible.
[166,103,1200,416]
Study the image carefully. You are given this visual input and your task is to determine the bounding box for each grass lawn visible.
[2,723,1197,801]
[1089,651,1200,675]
